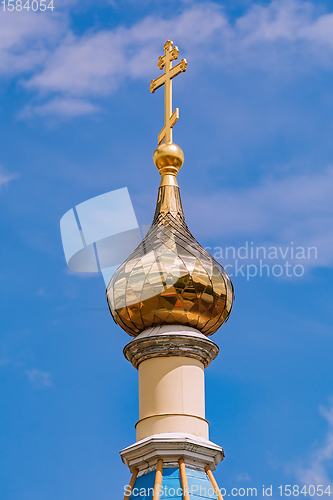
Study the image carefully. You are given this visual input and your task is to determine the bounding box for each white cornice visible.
[120,432,224,472]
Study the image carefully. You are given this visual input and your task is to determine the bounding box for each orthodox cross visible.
[150,40,187,145]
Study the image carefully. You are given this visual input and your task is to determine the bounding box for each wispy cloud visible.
[26,369,53,388]
[3,1,333,116]
[0,166,18,190]
[226,0,333,73]
[24,3,226,98]
[237,0,333,48]
[20,97,101,118]
[287,401,333,490]
[236,473,251,481]
[186,167,333,268]
[0,11,66,76]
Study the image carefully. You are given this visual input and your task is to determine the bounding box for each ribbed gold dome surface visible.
[106,145,234,337]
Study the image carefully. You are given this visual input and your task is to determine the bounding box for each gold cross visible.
[150,40,187,145]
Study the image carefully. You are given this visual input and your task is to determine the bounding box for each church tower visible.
[107,40,234,500]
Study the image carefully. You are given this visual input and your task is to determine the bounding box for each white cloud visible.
[21,97,101,118]
[0,11,66,76]
[239,0,333,48]
[288,402,333,490]
[236,0,314,43]
[2,1,333,115]
[26,369,53,388]
[186,167,333,267]
[25,3,226,98]
[0,166,18,190]
[229,0,333,72]
[24,0,333,98]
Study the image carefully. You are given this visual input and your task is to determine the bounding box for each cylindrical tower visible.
[107,40,234,500]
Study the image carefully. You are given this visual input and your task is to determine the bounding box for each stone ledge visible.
[123,325,219,369]
[120,432,224,473]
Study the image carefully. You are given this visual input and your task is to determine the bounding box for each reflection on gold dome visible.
[106,40,234,337]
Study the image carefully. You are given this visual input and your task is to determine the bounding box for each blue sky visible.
[1,0,333,498]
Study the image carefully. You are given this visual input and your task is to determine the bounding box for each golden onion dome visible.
[106,142,234,337]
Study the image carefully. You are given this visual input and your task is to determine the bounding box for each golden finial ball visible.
[153,142,184,176]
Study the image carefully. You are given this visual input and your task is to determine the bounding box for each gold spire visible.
[150,40,187,145]
[106,41,234,337]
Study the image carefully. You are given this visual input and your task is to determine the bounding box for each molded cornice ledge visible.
[120,432,224,473]
[123,325,219,369]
